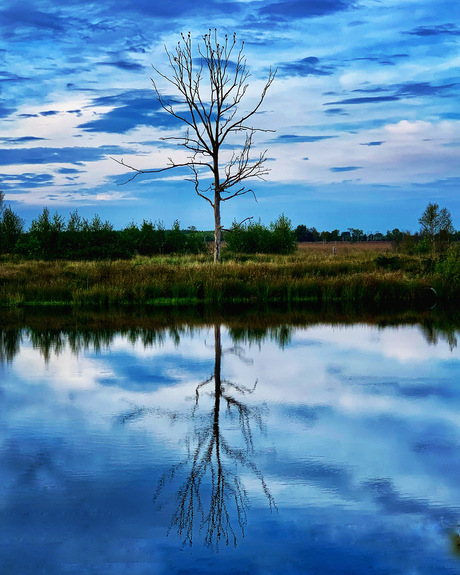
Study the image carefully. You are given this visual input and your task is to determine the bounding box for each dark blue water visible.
[1,322,460,574]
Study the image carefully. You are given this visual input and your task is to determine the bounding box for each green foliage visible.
[393,232,416,254]
[295,225,320,242]
[348,228,364,243]
[413,237,431,254]
[436,245,460,281]
[226,219,272,254]
[375,255,402,271]
[226,214,296,255]
[0,205,24,254]
[9,208,209,260]
[419,202,454,237]
[23,207,65,259]
[270,214,297,254]
[165,219,187,253]
[418,202,455,253]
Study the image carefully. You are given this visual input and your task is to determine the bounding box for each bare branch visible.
[111,156,212,185]
[222,216,253,233]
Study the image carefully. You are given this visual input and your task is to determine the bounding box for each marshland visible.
[0,241,458,308]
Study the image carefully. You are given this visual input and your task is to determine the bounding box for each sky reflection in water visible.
[1,322,460,574]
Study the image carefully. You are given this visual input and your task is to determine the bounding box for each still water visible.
[1,316,460,574]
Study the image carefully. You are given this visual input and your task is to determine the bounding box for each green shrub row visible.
[0,207,299,259]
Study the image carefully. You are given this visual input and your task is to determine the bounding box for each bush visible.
[270,214,297,254]
[225,214,296,255]
[436,245,460,281]
[375,255,402,271]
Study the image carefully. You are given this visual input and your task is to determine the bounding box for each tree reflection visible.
[120,324,276,548]
[0,327,22,364]
[419,320,458,351]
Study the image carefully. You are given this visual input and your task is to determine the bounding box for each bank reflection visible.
[120,324,275,548]
[1,306,459,365]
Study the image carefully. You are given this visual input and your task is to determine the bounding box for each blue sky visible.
[1,0,459,232]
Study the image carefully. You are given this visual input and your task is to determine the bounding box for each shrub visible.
[226,214,296,255]
[436,245,460,281]
[375,255,402,271]
[270,214,297,254]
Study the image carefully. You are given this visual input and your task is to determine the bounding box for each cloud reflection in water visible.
[0,320,459,573]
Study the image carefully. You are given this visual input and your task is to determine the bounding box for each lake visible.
[1,310,460,574]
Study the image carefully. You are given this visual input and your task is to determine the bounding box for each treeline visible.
[0,207,211,259]
[295,226,460,244]
[0,199,297,259]
[0,194,457,260]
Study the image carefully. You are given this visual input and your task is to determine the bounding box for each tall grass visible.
[0,245,457,308]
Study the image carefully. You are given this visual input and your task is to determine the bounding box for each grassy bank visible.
[0,243,458,308]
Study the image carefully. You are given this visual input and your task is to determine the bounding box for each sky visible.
[1,0,459,233]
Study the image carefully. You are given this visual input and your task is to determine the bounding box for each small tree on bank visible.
[419,202,454,251]
[0,192,25,254]
[113,31,276,262]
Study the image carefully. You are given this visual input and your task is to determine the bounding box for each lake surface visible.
[1,315,460,574]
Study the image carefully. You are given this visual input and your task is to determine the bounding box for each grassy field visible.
[0,242,457,308]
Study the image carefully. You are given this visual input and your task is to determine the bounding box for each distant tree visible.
[330,229,340,242]
[296,226,320,242]
[28,207,65,259]
[419,202,454,237]
[0,190,4,214]
[113,31,276,263]
[0,206,24,253]
[295,224,308,243]
[419,202,454,251]
[270,213,296,254]
[386,228,404,244]
[348,228,364,242]
[66,209,86,233]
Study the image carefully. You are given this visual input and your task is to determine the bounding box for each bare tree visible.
[113,31,276,262]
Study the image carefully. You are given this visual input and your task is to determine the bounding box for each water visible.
[1,315,460,574]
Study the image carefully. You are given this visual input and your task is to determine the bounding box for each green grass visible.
[0,246,458,308]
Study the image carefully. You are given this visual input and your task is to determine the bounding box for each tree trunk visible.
[213,162,221,263]
[214,199,221,263]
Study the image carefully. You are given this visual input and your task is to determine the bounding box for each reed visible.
[0,245,458,308]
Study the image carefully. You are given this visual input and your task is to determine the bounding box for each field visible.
[0,242,457,308]
[297,241,392,254]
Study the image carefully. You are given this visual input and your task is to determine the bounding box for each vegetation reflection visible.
[0,306,459,364]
